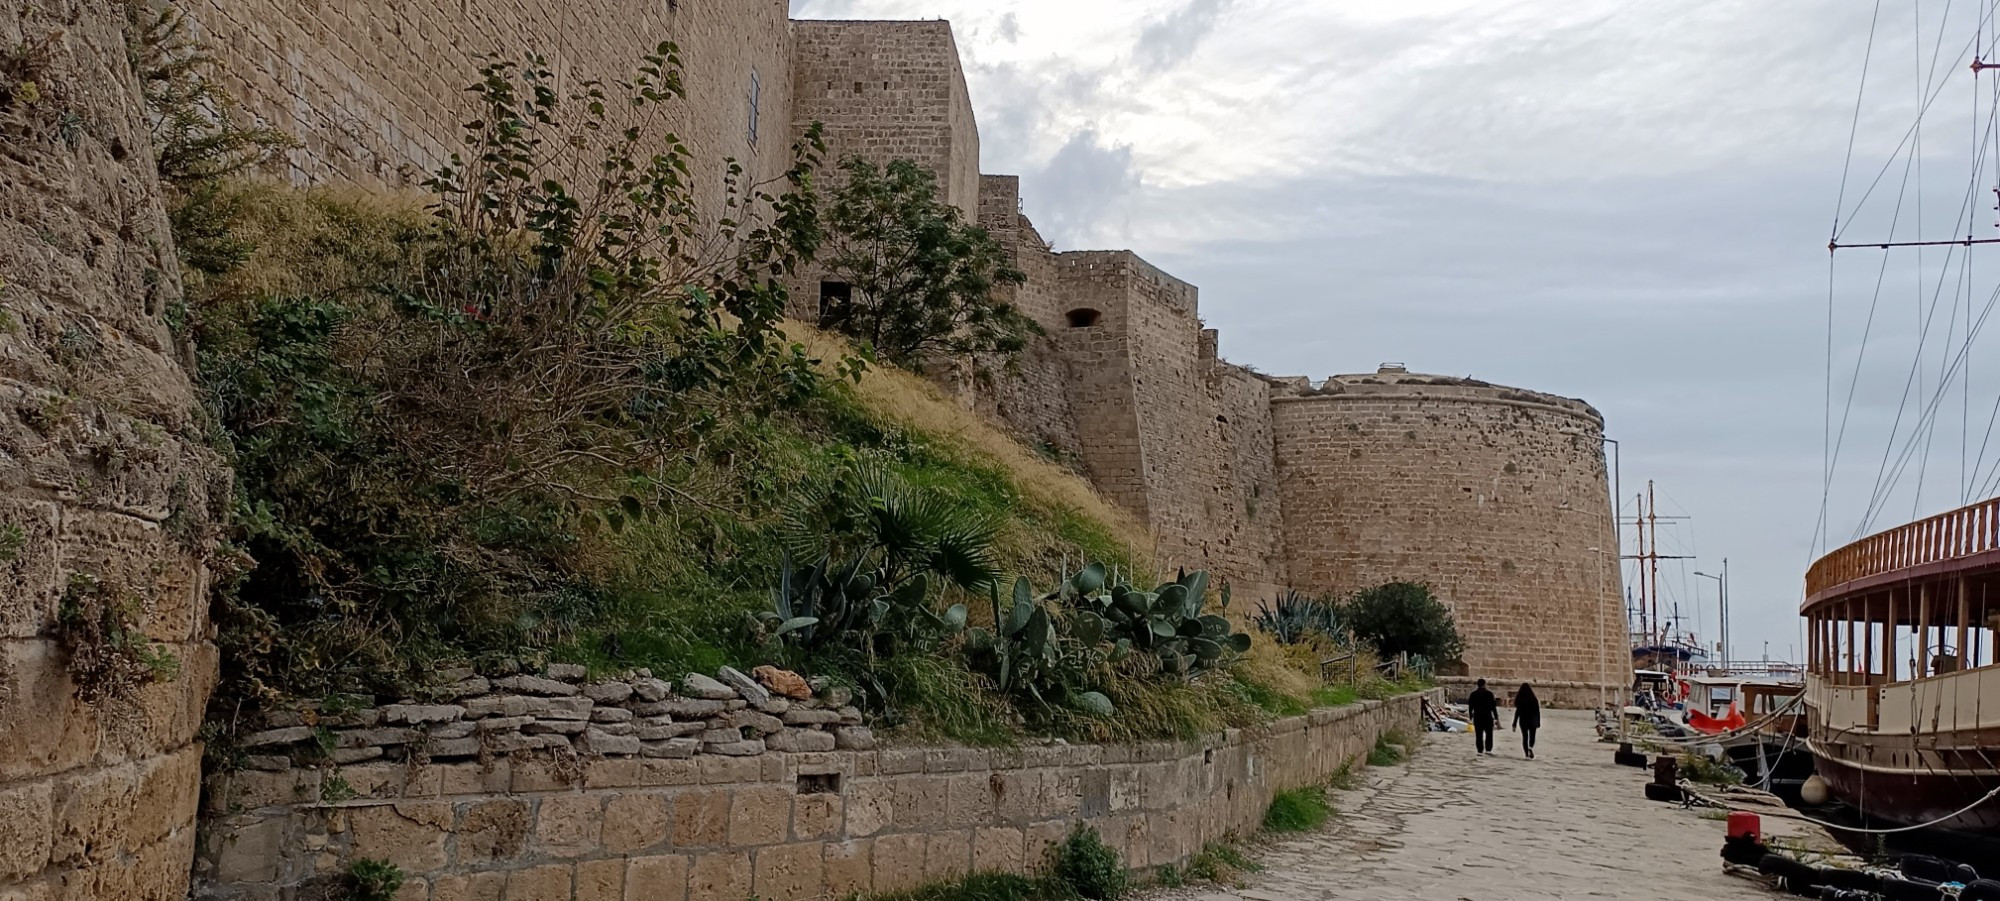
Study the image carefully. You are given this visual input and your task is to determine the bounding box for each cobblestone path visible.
[1158,710,1781,901]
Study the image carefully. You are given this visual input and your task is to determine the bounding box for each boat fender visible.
[1898,856,1953,883]
[1799,775,1831,806]
[1720,835,1768,867]
[1959,879,2000,901]
[1642,782,1682,803]
[1876,875,1945,901]
[1818,888,1874,901]
[1818,867,1880,893]
[1956,864,1988,884]
[1759,854,1824,894]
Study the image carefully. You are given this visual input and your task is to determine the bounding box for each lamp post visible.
[1695,561,1729,671]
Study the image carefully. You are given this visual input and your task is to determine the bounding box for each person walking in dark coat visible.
[1467,679,1497,755]
[1512,683,1542,759]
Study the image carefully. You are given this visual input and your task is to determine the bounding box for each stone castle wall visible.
[197,679,1426,901]
[0,3,225,898]
[1269,371,1623,694]
[182,0,795,221]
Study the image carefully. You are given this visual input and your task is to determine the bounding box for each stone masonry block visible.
[0,780,55,881]
[575,858,625,901]
[454,798,530,864]
[623,854,689,901]
[870,833,927,894]
[752,842,825,901]
[348,802,452,872]
[823,839,873,898]
[891,775,947,830]
[688,851,752,901]
[671,789,730,849]
[924,830,972,883]
[601,791,671,855]
[972,826,1025,875]
[504,864,573,901]
[728,785,792,847]
[431,871,507,901]
[792,791,843,841]
[0,499,59,638]
[533,794,604,856]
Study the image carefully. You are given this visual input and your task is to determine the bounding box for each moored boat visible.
[1801,495,2000,835]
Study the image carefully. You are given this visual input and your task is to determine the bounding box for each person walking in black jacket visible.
[1467,679,1497,755]
[1512,683,1542,759]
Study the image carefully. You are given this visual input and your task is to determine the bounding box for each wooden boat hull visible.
[1811,746,2000,834]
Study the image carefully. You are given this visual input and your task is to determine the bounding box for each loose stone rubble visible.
[236,664,875,770]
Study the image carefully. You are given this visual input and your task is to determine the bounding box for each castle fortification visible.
[169,3,1624,704]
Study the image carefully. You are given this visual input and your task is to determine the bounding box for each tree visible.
[1343,582,1465,663]
[817,157,1035,366]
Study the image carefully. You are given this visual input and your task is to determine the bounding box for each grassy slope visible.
[197,183,1344,742]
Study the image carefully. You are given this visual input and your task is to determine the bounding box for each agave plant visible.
[758,549,966,657]
[1254,589,1344,646]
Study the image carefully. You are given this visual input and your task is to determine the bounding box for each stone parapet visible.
[195,693,1429,900]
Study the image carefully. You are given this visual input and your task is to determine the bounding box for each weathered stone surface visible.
[445,677,492,698]
[475,715,536,733]
[718,666,772,704]
[705,739,767,757]
[522,720,587,736]
[583,730,644,756]
[490,675,580,696]
[752,665,813,700]
[637,722,707,741]
[540,697,596,720]
[680,673,736,700]
[545,663,588,681]
[336,728,416,748]
[632,678,673,702]
[590,707,636,724]
[724,710,785,736]
[583,682,634,704]
[239,727,314,748]
[631,699,728,719]
[596,723,638,737]
[642,738,703,759]
[382,704,465,725]
[331,747,387,765]
[602,792,671,854]
[781,708,842,726]
[429,721,480,740]
[819,686,854,708]
[425,738,482,758]
[835,727,878,751]
[463,696,548,719]
[766,729,836,753]
[837,707,864,725]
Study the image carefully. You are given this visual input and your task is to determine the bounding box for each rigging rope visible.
[1681,780,2000,835]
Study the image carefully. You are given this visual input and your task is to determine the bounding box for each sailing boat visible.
[1804,7,2000,836]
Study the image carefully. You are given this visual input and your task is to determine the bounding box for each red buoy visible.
[1726,811,1761,843]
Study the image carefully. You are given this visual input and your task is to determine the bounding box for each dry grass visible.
[788,324,1155,573]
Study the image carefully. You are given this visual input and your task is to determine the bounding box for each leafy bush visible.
[1343,582,1464,663]
[1253,589,1343,645]
[1367,732,1408,767]
[1051,824,1128,900]
[1678,752,1746,787]
[184,45,835,700]
[816,157,1035,366]
[343,859,404,901]
[1263,786,1331,833]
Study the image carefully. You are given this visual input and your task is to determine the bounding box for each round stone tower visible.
[1270,366,1623,707]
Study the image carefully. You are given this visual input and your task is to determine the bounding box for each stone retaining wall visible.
[195,693,1428,900]
[1436,677,1625,711]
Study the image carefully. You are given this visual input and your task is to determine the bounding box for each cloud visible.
[1134,0,1234,71]
[997,12,1020,43]
[1023,129,1140,247]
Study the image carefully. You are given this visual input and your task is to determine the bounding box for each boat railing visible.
[1806,495,2000,598]
[1875,661,2000,734]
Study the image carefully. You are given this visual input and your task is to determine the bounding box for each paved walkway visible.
[1156,710,1787,901]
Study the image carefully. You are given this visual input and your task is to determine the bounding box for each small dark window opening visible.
[1065,308,1102,328]
[797,773,842,795]
[818,281,851,325]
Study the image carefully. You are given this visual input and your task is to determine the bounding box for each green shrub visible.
[1262,785,1331,833]
[1677,752,1746,787]
[1253,589,1343,645]
[1051,824,1128,900]
[854,872,1071,901]
[1344,582,1464,663]
[344,859,404,901]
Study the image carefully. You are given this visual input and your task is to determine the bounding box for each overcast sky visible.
[791,0,2000,666]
